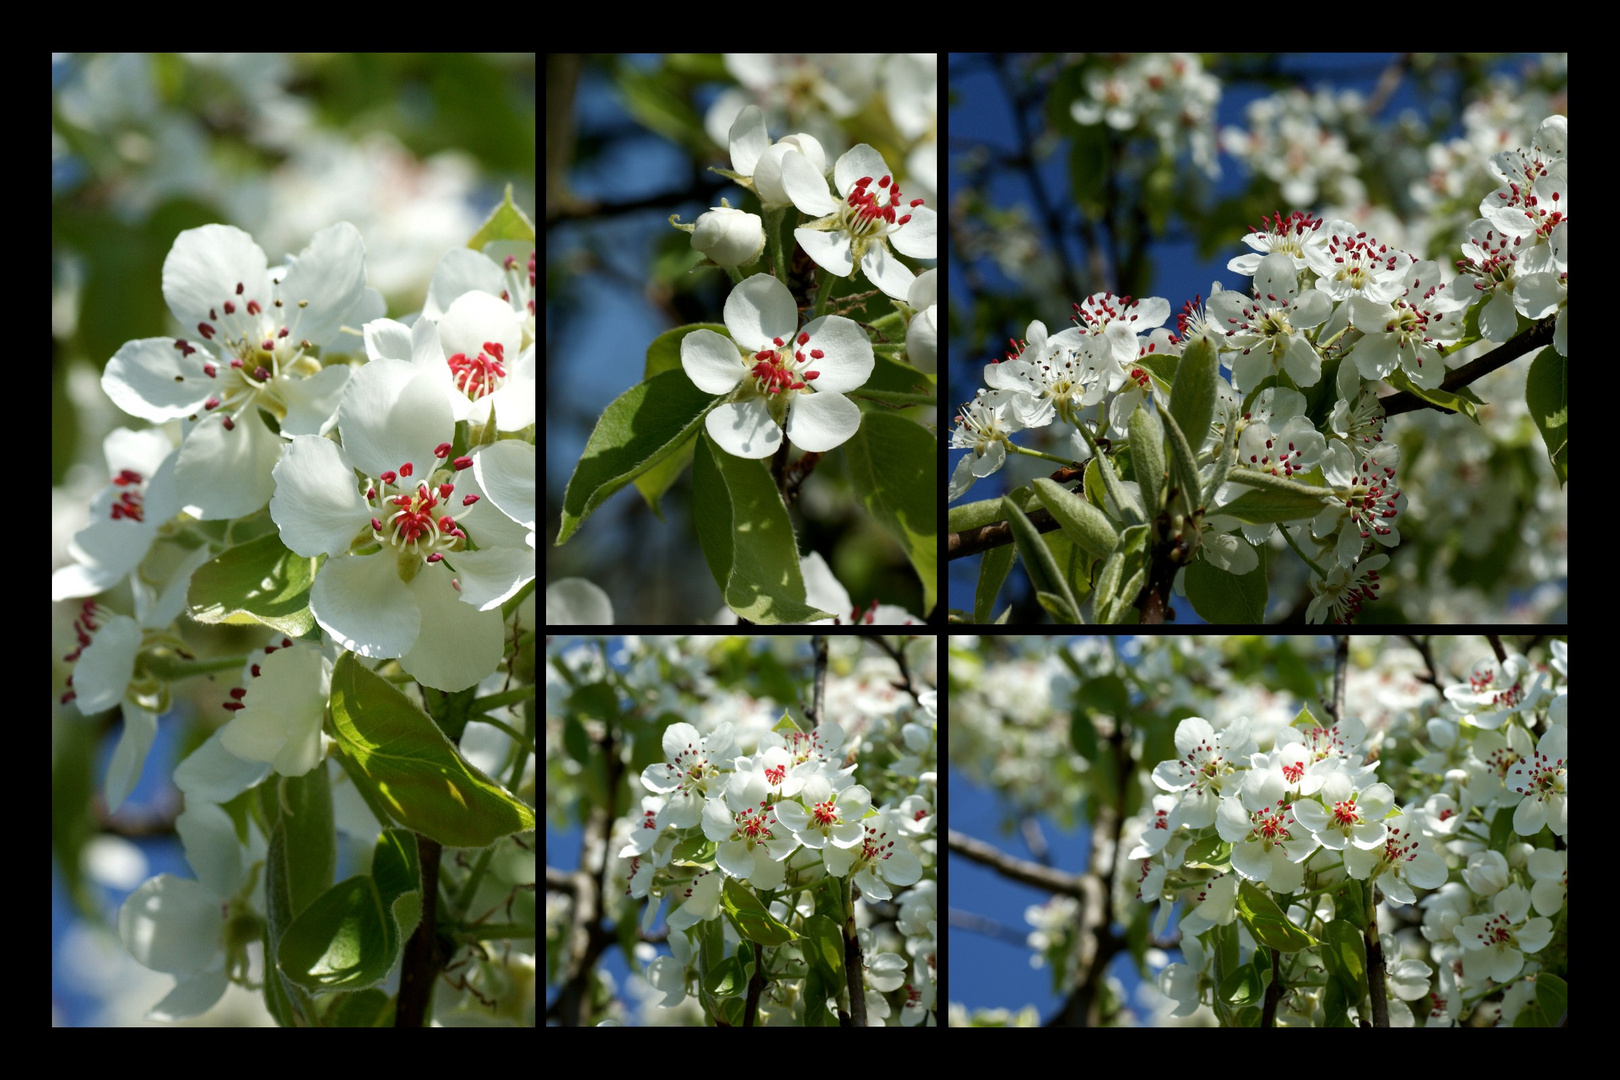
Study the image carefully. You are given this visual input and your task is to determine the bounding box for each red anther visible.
[438,483,454,499]
[804,371,820,380]
[426,553,443,563]
[113,469,143,486]
[453,456,473,470]
[224,301,237,315]
[399,462,413,478]
[798,331,810,345]
[371,517,384,532]
[223,702,245,712]
[202,362,217,377]
[222,416,235,431]
[434,443,452,458]
[910,198,924,208]
[381,471,397,484]
[856,176,872,187]
[461,494,480,506]
[198,323,216,340]
[879,175,891,187]
[809,348,824,359]
[773,337,785,347]
[230,687,246,700]
[897,215,912,226]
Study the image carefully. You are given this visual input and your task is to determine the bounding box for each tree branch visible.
[947,317,1560,571]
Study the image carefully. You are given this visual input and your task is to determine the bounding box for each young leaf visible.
[691,432,836,624]
[1236,879,1317,952]
[328,653,534,848]
[1032,477,1118,561]
[721,876,798,946]
[557,366,721,545]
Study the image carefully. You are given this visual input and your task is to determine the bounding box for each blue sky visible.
[945,52,1547,620]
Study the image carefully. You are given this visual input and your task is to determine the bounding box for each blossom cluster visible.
[544,637,938,1026]
[620,713,936,1024]
[1132,643,1567,1025]
[951,114,1566,622]
[677,104,936,462]
[54,217,539,1021]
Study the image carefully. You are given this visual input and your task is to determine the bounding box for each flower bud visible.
[692,206,764,267]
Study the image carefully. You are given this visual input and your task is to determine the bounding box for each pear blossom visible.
[665,867,724,933]
[1206,251,1332,390]
[792,144,936,300]
[1150,716,1256,829]
[948,388,1024,502]
[362,289,534,432]
[1215,795,1315,892]
[216,640,333,777]
[718,104,830,212]
[1346,260,1471,390]
[680,274,873,458]
[101,223,369,518]
[821,806,922,899]
[640,721,737,831]
[689,204,765,267]
[702,797,799,889]
[1290,772,1394,851]
[1457,883,1553,983]
[547,576,612,624]
[773,775,869,852]
[51,428,180,600]
[1340,809,1448,902]
[267,359,521,691]
[1505,725,1567,836]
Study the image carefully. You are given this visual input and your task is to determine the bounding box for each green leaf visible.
[1384,366,1480,421]
[691,432,835,624]
[1002,495,1079,623]
[1525,346,1568,485]
[1128,404,1167,518]
[1330,877,1367,929]
[277,828,423,992]
[720,877,798,946]
[328,653,534,848]
[1219,474,1334,524]
[556,366,721,545]
[801,914,846,985]
[464,184,535,250]
[259,767,336,1027]
[1219,953,1266,1006]
[1184,541,1268,622]
[1236,880,1317,952]
[1535,972,1567,1024]
[1032,478,1118,561]
[1157,403,1203,517]
[845,411,938,616]
[1168,333,1219,475]
[1320,918,1368,1007]
[187,529,318,636]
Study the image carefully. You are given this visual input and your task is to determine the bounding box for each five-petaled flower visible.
[791,144,937,301]
[268,360,524,691]
[681,274,873,459]
[1505,725,1567,836]
[102,223,366,519]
